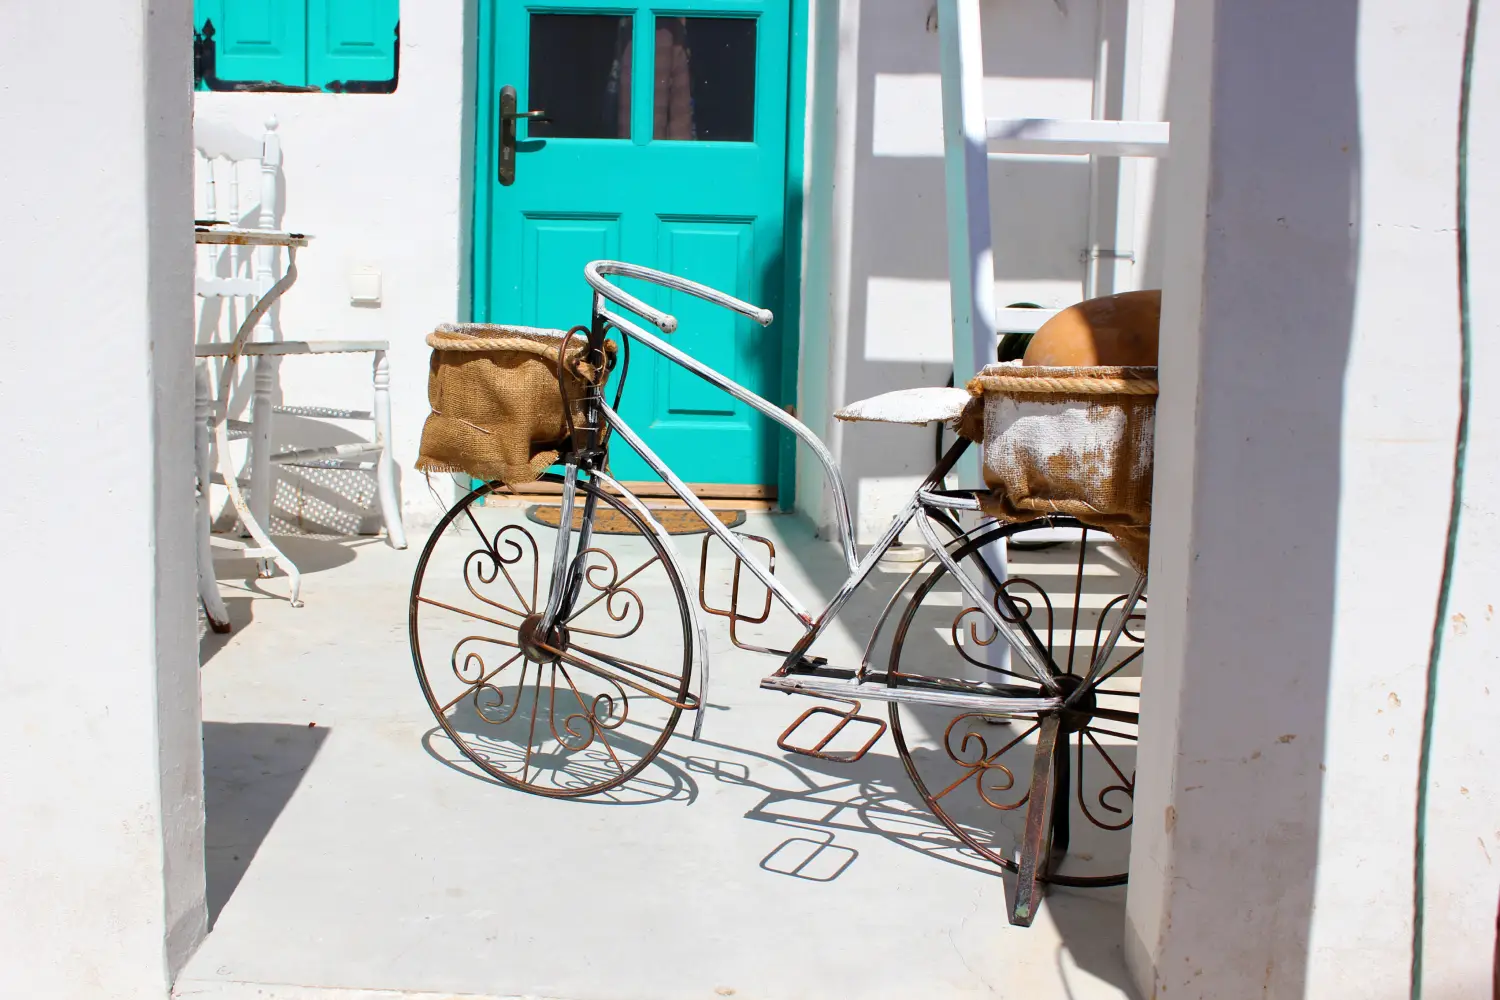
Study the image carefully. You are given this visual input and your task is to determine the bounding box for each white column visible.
[0,2,206,997]
[1128,0,1500,997]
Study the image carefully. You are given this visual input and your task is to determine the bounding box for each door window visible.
[653,17,757,141]
[528,14,633,139]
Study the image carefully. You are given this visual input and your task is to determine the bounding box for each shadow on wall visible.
[1127,0,1362,995]
[203,721,329,926]
[834,0,1117,541]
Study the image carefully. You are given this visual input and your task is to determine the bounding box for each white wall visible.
[798,0,1157,543]
[194,0,474,533]
[0,1,206,995]
[1128,0,1500,995]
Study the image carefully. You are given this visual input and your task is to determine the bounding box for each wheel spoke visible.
[1093,647,1144,687]
[1085,729,1136,786]
[1064,528,1090,673]
[416,595,524,632]
[520,660,543,785]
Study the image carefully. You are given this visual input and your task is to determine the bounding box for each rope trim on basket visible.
[968,365,1159,397]
[426,324,616,383]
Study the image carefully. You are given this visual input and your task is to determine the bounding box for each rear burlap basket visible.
[960,363,1158,572]
[416,324,615,487]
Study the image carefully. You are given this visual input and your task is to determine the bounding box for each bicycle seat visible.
[834,386,971,426]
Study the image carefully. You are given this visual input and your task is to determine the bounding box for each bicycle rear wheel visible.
[410,475,694,797]
[887,518,1144,888]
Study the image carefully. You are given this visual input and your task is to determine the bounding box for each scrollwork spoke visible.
[462,522,540,619]
[562,549,661,636]
[1079,728,1135,831]
[471,657,532,726]
[951,604,1051,684]
[931,717,1040,811]
[442,647,524,714]
[553,663,628,775]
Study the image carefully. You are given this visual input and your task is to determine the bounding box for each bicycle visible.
[409,261,1147,925]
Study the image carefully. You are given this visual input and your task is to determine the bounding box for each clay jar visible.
[1022,289,1161,367]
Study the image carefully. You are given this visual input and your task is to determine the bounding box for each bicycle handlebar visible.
[584,260,774,334]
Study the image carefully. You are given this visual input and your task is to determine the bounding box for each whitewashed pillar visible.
[1127,0,1499,996]
[0,1,206,996]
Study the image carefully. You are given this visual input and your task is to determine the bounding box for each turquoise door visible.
[473,1,792,487]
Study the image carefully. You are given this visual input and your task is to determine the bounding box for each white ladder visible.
[940,0,1170,380]
[939,0,1170,540]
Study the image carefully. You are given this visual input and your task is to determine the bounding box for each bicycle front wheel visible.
[410,475,694,798]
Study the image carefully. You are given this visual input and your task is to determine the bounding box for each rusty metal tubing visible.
[597,305,859,573]
[698,532,784,654]
[1011,714,1062,926]
[912,510,1062,694]
[776,695,888,763]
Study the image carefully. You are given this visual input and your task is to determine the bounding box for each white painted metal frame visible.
[573,261,1141,718]
[194,119,406,625]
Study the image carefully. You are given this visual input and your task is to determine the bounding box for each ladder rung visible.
[996,307,1059,335]
[986,118,1171,158]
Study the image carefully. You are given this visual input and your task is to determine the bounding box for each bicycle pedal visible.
[777,704,887,763]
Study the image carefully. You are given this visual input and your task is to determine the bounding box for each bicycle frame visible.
[539,260,1143,721]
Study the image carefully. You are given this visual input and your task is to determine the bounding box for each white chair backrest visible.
[194,117,283,345]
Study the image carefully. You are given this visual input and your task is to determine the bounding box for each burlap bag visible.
[960,363,1158,572]
[416,324,615,486]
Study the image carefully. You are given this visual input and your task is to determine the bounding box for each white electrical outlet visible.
[349,268,382,306]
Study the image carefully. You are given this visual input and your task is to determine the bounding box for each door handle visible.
[499,85,549,186]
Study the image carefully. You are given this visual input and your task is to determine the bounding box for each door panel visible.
[475,0,790,487]
[519,215,621,330]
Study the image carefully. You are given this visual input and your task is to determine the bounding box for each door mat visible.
[525,505,746,536]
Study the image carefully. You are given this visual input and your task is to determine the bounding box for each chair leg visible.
[195,364,231,634]
[250,353,276,577]
[372,349,407,549]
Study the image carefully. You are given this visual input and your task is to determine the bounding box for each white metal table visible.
[194,225,309,631]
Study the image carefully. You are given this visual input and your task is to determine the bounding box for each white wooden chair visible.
[194,116,405,627]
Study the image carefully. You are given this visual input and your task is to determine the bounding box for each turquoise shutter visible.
[308,0,399,91]
[197,0,308,87]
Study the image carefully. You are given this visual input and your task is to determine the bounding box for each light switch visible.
[349,268,382,306]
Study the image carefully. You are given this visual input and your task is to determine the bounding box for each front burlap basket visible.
[960,363,1158,572]
[416,324,615,486]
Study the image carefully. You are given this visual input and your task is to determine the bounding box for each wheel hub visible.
[518,613,569,663]
[1052,673,1097,733]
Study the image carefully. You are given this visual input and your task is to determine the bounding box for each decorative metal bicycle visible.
[409,261,1148,925]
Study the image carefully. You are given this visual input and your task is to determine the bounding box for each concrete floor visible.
[177,509,1139,1000]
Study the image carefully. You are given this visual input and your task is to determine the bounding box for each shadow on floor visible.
[203,720,329,926]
